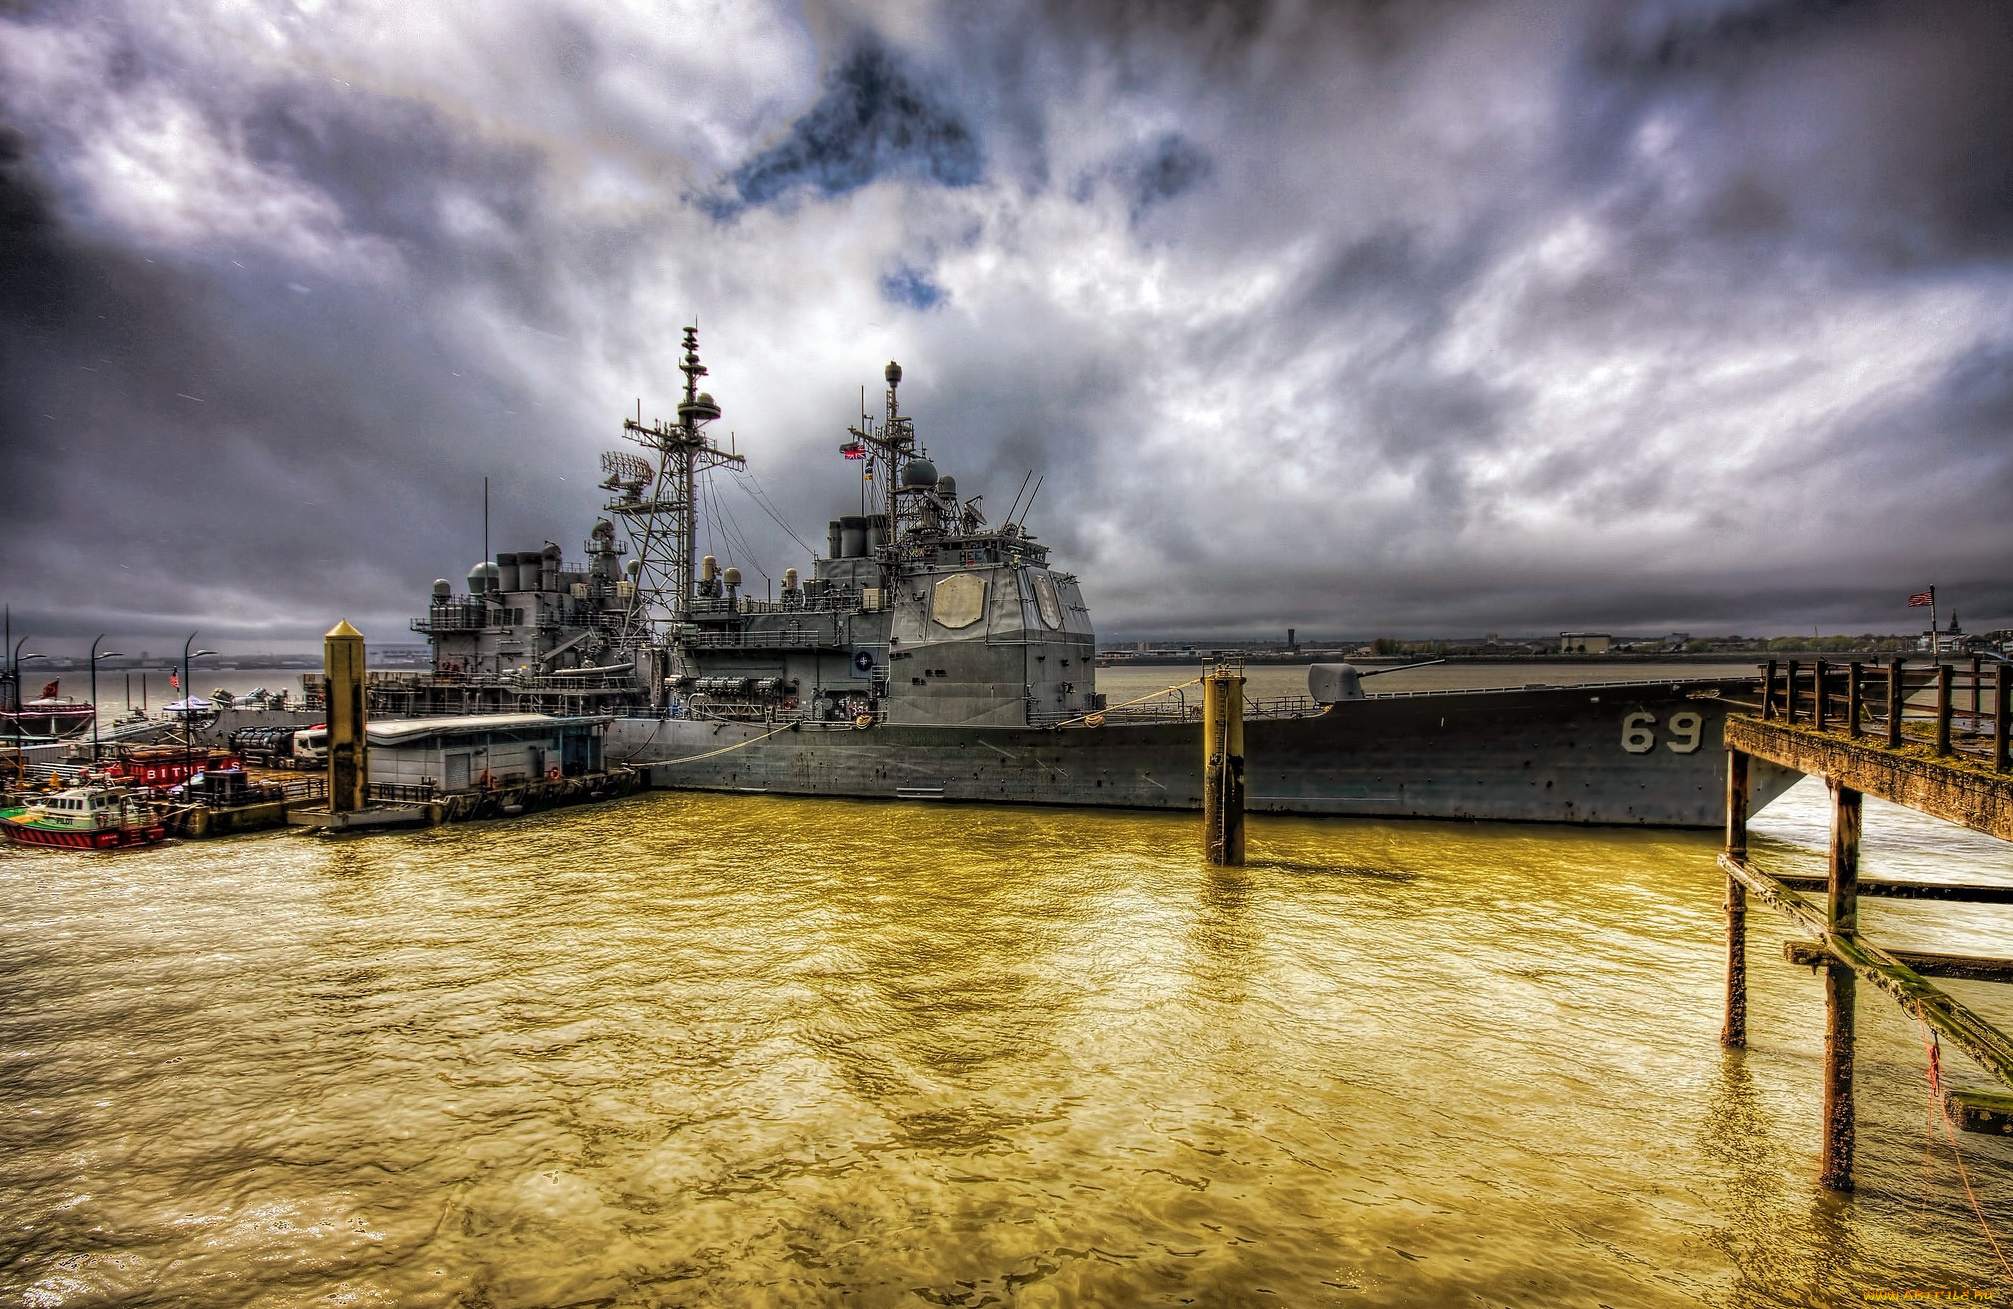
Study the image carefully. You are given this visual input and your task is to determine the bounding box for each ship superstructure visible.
[381,333,1099,731]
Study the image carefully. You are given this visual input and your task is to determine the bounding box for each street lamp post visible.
[89,636,123,762]
[182,633,217,784]
[6,637,46,716]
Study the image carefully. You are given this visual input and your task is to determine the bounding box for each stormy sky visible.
[2,0,2010,652]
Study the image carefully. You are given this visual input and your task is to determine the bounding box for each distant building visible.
[1560,632,1613,655]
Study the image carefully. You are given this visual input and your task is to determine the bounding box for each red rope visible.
[1912,1003,2013,1282]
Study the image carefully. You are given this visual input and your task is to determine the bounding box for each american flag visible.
[1907,589,1935,607]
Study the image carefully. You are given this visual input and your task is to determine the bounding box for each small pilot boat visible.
[0,783,169,849]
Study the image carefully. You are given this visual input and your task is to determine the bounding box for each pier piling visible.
[1722,748,1750,1048]
[1997,663,2009,774]
[1820,780,1861,1191]
[1887,658,1904,749]
[1201,664,1245,866]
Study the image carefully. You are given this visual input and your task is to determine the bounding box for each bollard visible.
[1201,664,1245,865]
[325,620,369,813]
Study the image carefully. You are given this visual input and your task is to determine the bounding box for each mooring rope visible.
[647,720,800,766]
[1054,676,1201,729]
[1912,1002,2013,1280]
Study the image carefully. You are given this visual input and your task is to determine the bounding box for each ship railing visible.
[275,776,327,800]
[367,780,436,804]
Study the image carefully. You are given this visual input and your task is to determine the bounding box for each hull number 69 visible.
[1622,710,1704,755]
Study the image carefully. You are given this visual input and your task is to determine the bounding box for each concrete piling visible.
[325,620,368,813]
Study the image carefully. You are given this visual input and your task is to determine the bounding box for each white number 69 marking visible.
[1621,710,1705,754]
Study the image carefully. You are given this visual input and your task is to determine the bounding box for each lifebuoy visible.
[547,768,561,781]
[853,714,874,730]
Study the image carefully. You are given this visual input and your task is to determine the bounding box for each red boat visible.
[0,784,169,849]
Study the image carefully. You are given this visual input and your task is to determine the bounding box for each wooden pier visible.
[1720,658,2013,1189]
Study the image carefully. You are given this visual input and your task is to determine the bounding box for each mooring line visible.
[1913,1003,2013,1280]
[649,721,799,766]
[1054,676,1201,729]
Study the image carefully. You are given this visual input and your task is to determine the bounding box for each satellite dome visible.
[935,475,957,497]
[901,458,938,489]
[432,579,453,598]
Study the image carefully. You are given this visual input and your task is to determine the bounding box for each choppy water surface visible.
[4,778,2011,1306]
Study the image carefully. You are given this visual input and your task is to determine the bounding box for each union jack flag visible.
[840,441,866,460]
[1907,588,1934,607]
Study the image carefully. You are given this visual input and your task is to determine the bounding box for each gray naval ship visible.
[371,328,1799,827]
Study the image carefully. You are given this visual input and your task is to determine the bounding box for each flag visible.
[840,441,866,460]
[38,680,57,700]
[169,670,180,690]
[1907,588,1934,607]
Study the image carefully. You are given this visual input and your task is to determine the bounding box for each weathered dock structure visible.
[1719,657,2013,1190]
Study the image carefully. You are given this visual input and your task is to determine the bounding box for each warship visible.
[356,329,1798,828]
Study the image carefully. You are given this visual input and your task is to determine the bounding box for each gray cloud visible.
[0,0,2009,657]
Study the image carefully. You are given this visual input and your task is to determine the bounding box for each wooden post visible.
[1971,655,1983,723]
[1997,663,2009,775]
[1847,661,1863,738]
[1722,748,1750,1047]
[1887,658,1904,749]
[1814,660,1828,731]
[1763,659,1778,720]
[1820,780,1861,1191]
[1936,662,1954,756]
[1201,664,1245,865]
[1786,660,1800,724]
[324,619,368,814]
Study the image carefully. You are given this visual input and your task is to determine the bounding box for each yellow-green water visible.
[3,780,2010,1306]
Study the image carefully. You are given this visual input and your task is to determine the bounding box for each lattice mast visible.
[842,361,924,549]
[610,327,745,640]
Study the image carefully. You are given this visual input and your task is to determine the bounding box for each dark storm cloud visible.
[717,37,983,214]
[1,0,2010,652]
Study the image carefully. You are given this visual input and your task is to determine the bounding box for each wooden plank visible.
[1720,853,2013,1093]
[1724,716,2013,841]
[1782,940,2013,983]
[1946,1089,2013,1136]
[1773,874,2013,904]
[1723,749,1749,1048]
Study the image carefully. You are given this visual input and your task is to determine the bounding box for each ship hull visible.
[618,677,1800,828]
